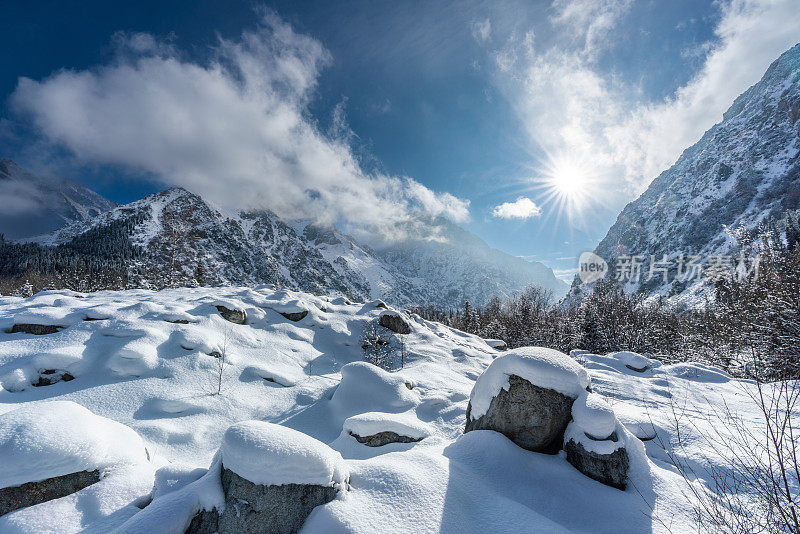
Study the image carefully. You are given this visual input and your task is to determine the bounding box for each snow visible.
[0,401,154,534]
[0,286,793,533]
[469,347,590,419]
[342,410,431,440]
[608,351,655,371]
[570,392,617,440]
[220,421,348,487]
[484,338,507,349]
[330,362,418,419]
[0,401,149,488]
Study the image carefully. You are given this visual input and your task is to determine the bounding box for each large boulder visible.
[188,468,338,534]
[563,393,630,489]
[0,402,154,528]
[465,347,590,454]
[378,310,411,334]
[188,421,348,534]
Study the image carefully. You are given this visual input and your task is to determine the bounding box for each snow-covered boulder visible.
[269,299,309,322]
[484,338,507,351]
[465,347,590,453]
[330,362,417,419]
[378,310,411,334]
[610,351,653,372]
[0,401,154,530]
[188,421,347,534]
[343,411,431,447]
[563,392,629,489]
[215,304,246,325]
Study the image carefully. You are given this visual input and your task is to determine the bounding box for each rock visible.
[465,374,574,454]
[0,470,100,516]
[10,324,61,335]
[564,435,629,490]
[280,310,308,322]
[32,369,75,387]
[485,339,508,351]
[372,299,388,309]
[348,431,422,447]
[186,467,339,534]
[378,311,411,334]
[215,305,246,325]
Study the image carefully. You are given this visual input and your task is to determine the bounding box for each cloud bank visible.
[10,12,469,230]
[494,0,800,194]
[492,197,542,219]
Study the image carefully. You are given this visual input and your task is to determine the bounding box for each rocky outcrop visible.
[279,310,308,322]
[32,369,75,387]
[348,431,422,447]
[378,311,411,335]
[215,306,246,325]
[187,467,338,534]
[10,324,61,335]
[466,374,574,454]
[0,470,100,516]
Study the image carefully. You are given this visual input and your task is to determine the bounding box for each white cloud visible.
[497,0,800,195]
[492,197,542,219]
[549,0,633,57]
[11,11,469,232]
[470,19,492,43]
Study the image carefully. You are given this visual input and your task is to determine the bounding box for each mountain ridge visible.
[5,175,567,308]
[567,42,800,306]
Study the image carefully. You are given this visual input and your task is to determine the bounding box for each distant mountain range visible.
[0,159,116,239]
[567,42,800,305]
[1,171,567,308]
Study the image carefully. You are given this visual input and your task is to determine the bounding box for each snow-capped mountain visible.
[374,215,568,306]
[19,187,566,308]
[568,43,800,305]
[0,159,116,239]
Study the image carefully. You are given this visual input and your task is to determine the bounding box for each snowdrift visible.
[0,287,790,532]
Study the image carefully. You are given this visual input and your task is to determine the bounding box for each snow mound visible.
[220,421,348,487]
[0,401,149,488]
[564,419,626,456]
[469,347,590,419]
[608,351,655,371]
[343,411,431,440]
[330,362,417,418]
[571,392,617,440]
[267,298,309,316]
[13,308,81,327]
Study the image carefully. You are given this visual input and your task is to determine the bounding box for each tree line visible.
[413,213,800,382]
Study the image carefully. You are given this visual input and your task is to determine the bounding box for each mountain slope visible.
[375,216,568,306]
[15,188,566,307]
[569,43,800,305]
[0,159,116,239]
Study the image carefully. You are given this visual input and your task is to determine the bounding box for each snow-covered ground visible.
[0,287,790,532]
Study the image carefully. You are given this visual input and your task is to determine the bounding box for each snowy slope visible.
[20,187,566,308]
[568,43,800,305]
[0,287,790,532]
[0,159,116,240]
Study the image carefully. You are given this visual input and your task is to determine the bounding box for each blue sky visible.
[1,0,799,279]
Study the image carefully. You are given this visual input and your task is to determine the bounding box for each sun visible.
[549,161,588,197]
[525,152,601,224]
